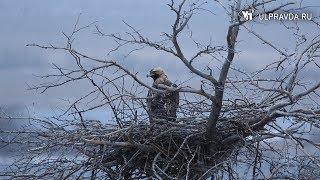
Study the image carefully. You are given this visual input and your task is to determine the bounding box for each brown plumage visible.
[146,67,179,122]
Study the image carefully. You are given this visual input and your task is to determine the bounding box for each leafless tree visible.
[1,0,320,179]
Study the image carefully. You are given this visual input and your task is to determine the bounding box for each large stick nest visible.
[75,117,249,179]
[1,110,265,179]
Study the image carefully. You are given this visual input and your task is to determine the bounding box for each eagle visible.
[146,67,179,122]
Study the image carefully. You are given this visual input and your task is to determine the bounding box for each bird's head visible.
[147,67,166,81]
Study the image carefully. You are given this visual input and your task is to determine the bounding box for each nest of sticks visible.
[78,117,249,179]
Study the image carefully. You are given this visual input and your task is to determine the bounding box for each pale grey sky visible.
[0,0,319,120]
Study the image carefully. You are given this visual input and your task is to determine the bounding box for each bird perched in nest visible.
[146,67,179,122]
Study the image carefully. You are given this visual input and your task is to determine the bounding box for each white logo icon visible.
[242,9,254,21]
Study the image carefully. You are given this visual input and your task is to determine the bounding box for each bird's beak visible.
[146,74,151,77]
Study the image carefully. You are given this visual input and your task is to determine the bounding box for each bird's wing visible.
[162,79,173,87]
[163,79,179,105]
[171,83,179,110]
[146,87,156,121]
[162,79,179,120]
[146,88,153,109]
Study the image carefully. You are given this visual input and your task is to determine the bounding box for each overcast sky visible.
[0,0,319,120]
